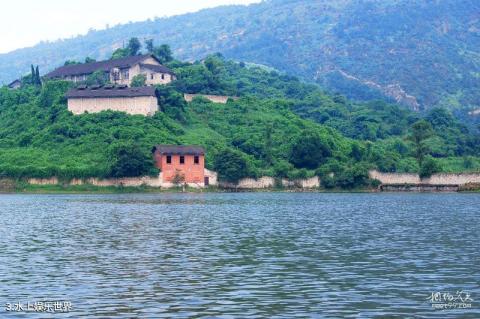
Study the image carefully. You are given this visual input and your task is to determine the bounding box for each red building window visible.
[194,156,199,164]
[180,156,185,164]
[166,155,172,164]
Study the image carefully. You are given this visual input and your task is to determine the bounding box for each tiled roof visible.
[140,63,175,75]
[66,86,157,98]
[45,54,173,78]
[7,79,21,87]
[153,145,205,155]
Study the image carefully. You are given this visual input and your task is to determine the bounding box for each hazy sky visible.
[0,0,260,54]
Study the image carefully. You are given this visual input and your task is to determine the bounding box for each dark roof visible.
[7,79,21,87]
[45,54,171,78]
[66,86,157,98]
[140,63,175,75]
[153,145,205,155]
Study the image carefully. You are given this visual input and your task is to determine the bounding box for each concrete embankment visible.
[1,175,322,192]
[369,170,480,192]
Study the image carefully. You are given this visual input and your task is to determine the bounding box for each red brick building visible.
[152,145,206,185]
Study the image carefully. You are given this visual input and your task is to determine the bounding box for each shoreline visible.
[1,183,478,194]
[1,181,375,194]
[3,184,374,194]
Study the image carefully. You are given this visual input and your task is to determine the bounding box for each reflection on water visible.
[0,193,479,318]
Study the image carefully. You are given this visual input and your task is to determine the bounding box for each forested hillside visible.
[1,52,479,188]
[1,0,479,112]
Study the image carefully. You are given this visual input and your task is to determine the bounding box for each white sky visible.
[0,0,260,54]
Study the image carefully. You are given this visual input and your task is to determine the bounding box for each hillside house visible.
[152,145,207,187]
[7,79,21,89]
[45,54,176,86]
[66,85,159,116]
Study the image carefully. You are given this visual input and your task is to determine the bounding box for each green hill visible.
[1,53,479,188]
[1,0,479,112]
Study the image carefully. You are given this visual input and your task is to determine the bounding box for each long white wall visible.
[68,96,158,116]
[184,94,238,104]
[369,170,480,185]
[26,174,321,190]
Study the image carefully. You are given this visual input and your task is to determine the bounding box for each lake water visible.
[0,193,479,318]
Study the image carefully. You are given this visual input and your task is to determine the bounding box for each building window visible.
[161,74,165,80]
[150,73,154,80]
[194,156,199,164]
[112,70,120,81]
[166,155,172,164]
[180,156,185,164]
[122,70,129,80]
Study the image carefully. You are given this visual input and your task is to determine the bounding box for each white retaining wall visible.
[369,170,480,185]
[27,175,321,190]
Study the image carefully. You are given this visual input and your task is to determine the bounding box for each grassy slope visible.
[1,55,479,184]
[0,85,351,179]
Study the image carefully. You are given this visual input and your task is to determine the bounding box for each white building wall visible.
[68,96,158,116]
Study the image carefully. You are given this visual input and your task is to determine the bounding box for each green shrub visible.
[108,143,156,178]
[213,148,249,182]
[289,131,332,169]
[419,156,442,179]
[131,74,146,87]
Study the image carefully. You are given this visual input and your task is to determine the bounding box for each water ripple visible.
[0,193,479,318]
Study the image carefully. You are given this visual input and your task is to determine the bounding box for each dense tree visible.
[213,148,249,182]
[335,163,370,189]
[108,143,155,178]
[130,74,146,87]
[290,131,332,169]
[145,39,155,53]
[173,55,232,95]
[86,70,108,86]
[409,120,434,165]
[35,66,41,86]
[26,65,42,86]
[419,156,442,178]
[155,85,186,111]
[110,37,142,59]
[145,39,173,63]
[155,44,173,63]
[37,80,72,108]
[111,48,129,60]
[127,37,142,56]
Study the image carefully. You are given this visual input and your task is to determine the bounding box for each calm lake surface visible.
[0,193,479,318]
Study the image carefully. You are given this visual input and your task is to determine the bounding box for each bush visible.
[86,70,108,86]
[290,131,332,169]
[334,162,370,189]
[321,174,336,189]
[131,74,146,87]
[272,160,293,178]
[108,143,156,178]
[419,156,442,179]
[38,80,72,108]
[213,148,249,182]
